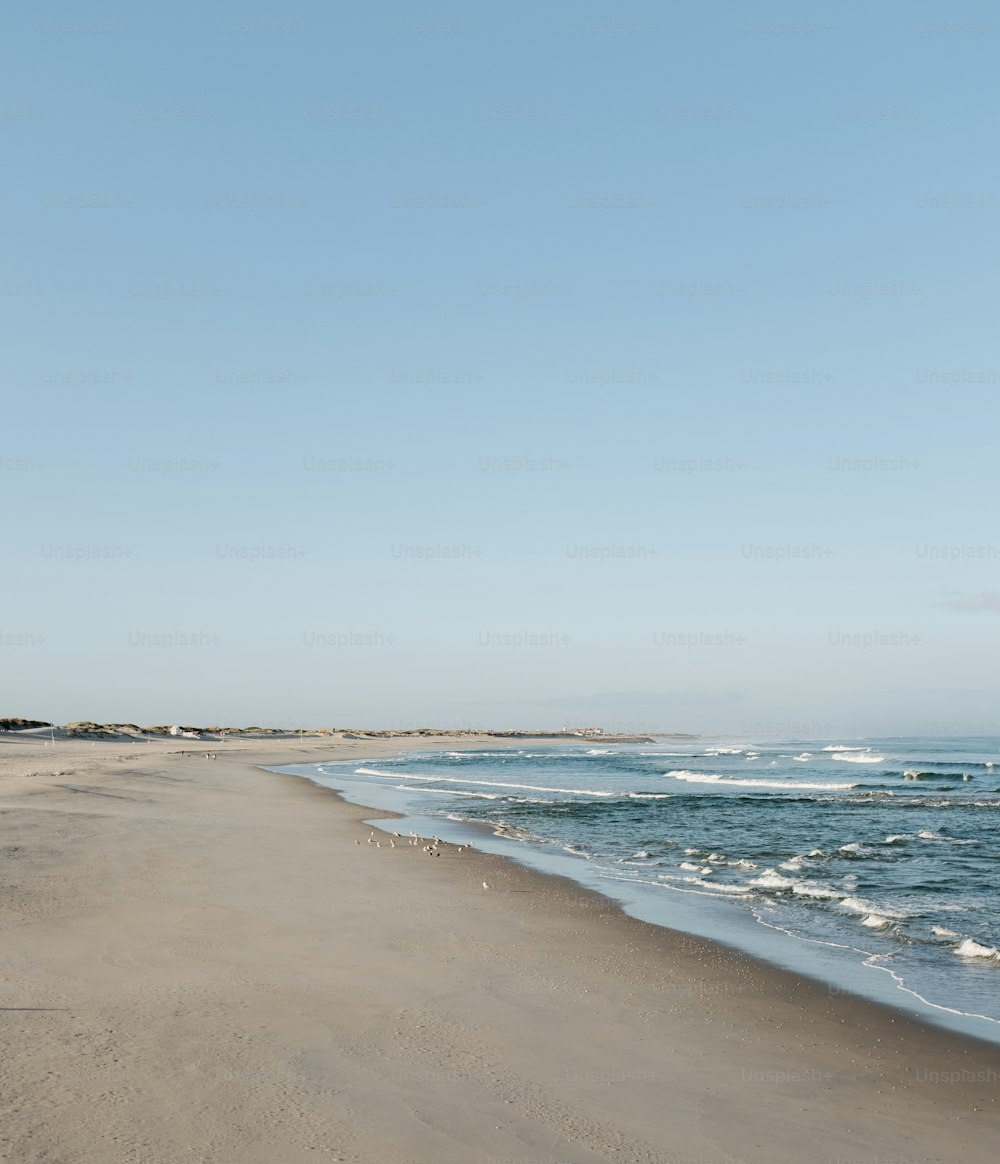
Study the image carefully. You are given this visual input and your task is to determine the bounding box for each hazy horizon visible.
[8,692,997,742]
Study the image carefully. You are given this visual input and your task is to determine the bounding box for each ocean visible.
[275,735,1000,1043]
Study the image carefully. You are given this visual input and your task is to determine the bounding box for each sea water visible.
[275,736,1000,1043]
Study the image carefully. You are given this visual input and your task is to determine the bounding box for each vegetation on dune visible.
[65,721,113,736]
[3,719,659,742]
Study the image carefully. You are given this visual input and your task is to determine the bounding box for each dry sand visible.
[1,732,998,1163]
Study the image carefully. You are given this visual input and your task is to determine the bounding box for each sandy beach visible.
[1,732,998,1164]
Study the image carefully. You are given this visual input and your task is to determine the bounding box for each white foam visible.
[442,750,520,758]
[839,896,873,913]
[780,856,808,872]
[743,897,1000,1031]
[402,786,503,799]
[955,939,1000,961]
[354,767,616,798]
[634,850,654,858]
[916,829,979,844]
[680,861,701,871]
[652,873,752,896]
[932,926,959,939]
[750,869,796,890]
[861,914,892,930]
[793,753,812,761]
[838,842,876,857]
[830,752,887,764]
[665,770,858,791]
[684,876,747,893]
[727,858,758,870]
[895,797,1000,809]
[822,745,868,751]
[840,897,910,919]
[884,834,911,844]
[791,882,842,900]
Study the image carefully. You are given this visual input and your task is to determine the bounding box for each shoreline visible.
[278,758,1000,1047]
[277,742,1000,1048]
[2,734,999,1162]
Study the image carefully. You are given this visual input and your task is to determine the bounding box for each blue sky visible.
[3,1,998,734]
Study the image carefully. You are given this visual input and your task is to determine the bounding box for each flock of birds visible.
[357,830,490,890]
